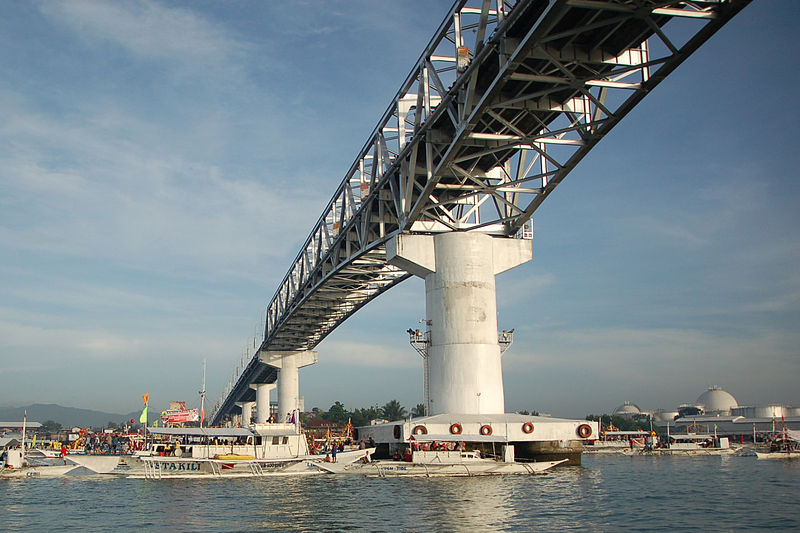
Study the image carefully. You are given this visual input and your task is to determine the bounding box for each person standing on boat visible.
[331,444,337,463]
[60,444,68,464]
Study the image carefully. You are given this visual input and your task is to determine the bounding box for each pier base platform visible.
[356,413,596,466]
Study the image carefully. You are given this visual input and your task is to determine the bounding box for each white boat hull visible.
[314,458,568,477]
[755,451,800,460]
[121,448,376,479]
[0,464,82,478]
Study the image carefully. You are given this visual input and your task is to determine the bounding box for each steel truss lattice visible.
[212,0,750,424]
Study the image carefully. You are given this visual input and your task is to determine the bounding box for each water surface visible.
[1,455,797,531]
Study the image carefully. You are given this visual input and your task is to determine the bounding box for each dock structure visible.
[210,0,751,457]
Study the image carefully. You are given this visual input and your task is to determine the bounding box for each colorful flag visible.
[139,405,148,424]
[142,393,150,405]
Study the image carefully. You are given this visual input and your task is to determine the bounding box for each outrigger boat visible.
[583,430,651,454]
[68,424,375,479]
[641,434,735,456]
[1,414,82,478]
[313,434,566,478]
[316,450,566,478]
[1,448,82,478]
[755,429,800,460]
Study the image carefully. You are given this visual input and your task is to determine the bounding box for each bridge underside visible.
[211,0,751,425]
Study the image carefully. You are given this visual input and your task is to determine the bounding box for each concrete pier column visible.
[236,401,255,426]
[259,350,317,423]
[250,383,275,423]
[388,232,531,415]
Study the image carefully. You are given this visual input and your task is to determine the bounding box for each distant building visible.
[612,401,643,419]
[695,386,738,415]
[653,386,799,441]
[611,386,799,441]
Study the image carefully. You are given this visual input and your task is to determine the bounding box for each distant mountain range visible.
[0,403,142,429]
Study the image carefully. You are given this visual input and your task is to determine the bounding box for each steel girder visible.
[211,0,750,424]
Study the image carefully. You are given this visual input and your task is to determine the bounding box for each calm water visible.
[1,455,798,531]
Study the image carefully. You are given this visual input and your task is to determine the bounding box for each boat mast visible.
[21,409,27,461]
[199,359,207,428]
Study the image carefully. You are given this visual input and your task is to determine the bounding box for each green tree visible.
[40,420,62,433]
[350,405,382,427]
[587,413,651,432]
[323,401,350,425]
[411,403,426,417]
[381,400,407,421]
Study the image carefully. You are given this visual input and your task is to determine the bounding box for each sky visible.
[0,0,797,420]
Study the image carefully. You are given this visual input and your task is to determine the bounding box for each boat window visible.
[272,436,280,445]
[282,436,289,445]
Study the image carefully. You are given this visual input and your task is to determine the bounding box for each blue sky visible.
[1,1,797,419]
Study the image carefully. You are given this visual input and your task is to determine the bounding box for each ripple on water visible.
[0,456,798,531]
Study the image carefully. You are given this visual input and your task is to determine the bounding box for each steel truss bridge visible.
[210,0,749,425]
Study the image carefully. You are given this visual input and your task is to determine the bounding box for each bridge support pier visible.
[388,232,531,415]
[259,350,317,423]
[250,384,275,424]
[236,401,255,426]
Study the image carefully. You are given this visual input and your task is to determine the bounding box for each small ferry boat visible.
[313,435,566,478]
[755,429,800,460]
[1,416,84,478]
[643,434,735,456]
[1,448,82,478]
[583,430,651,454]
[68,424,374,479]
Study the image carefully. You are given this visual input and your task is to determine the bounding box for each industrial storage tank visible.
[695,387,738,415]
[731,406,755,417]
[652,409,680,422]
[612,401,642,418]
[752,405,784,418]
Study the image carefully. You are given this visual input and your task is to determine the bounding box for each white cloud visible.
[321,340,418,369]
[0,106,328,282]
[38,0,248,72]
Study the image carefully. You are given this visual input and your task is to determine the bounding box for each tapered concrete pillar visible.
[250,383,275,423]
[388,232,531,415]
[259,350,317,423]
[236,401,255,426]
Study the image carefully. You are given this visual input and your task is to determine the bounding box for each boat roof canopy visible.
[0,421,42,428]
[147,427,255,437]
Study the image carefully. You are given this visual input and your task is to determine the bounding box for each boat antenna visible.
[21,409,27,461]
[199,359,207,428]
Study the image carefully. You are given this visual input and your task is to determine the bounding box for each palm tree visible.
[411,403,426,417]
[381,400,408,421]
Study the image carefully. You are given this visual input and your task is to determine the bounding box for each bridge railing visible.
[263,0,514,342]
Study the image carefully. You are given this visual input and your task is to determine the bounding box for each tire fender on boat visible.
[522,422,534,434]
[412,425,427,435]
[577,424,592,439]
[449,423,463,435]
[479,424,492,436]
